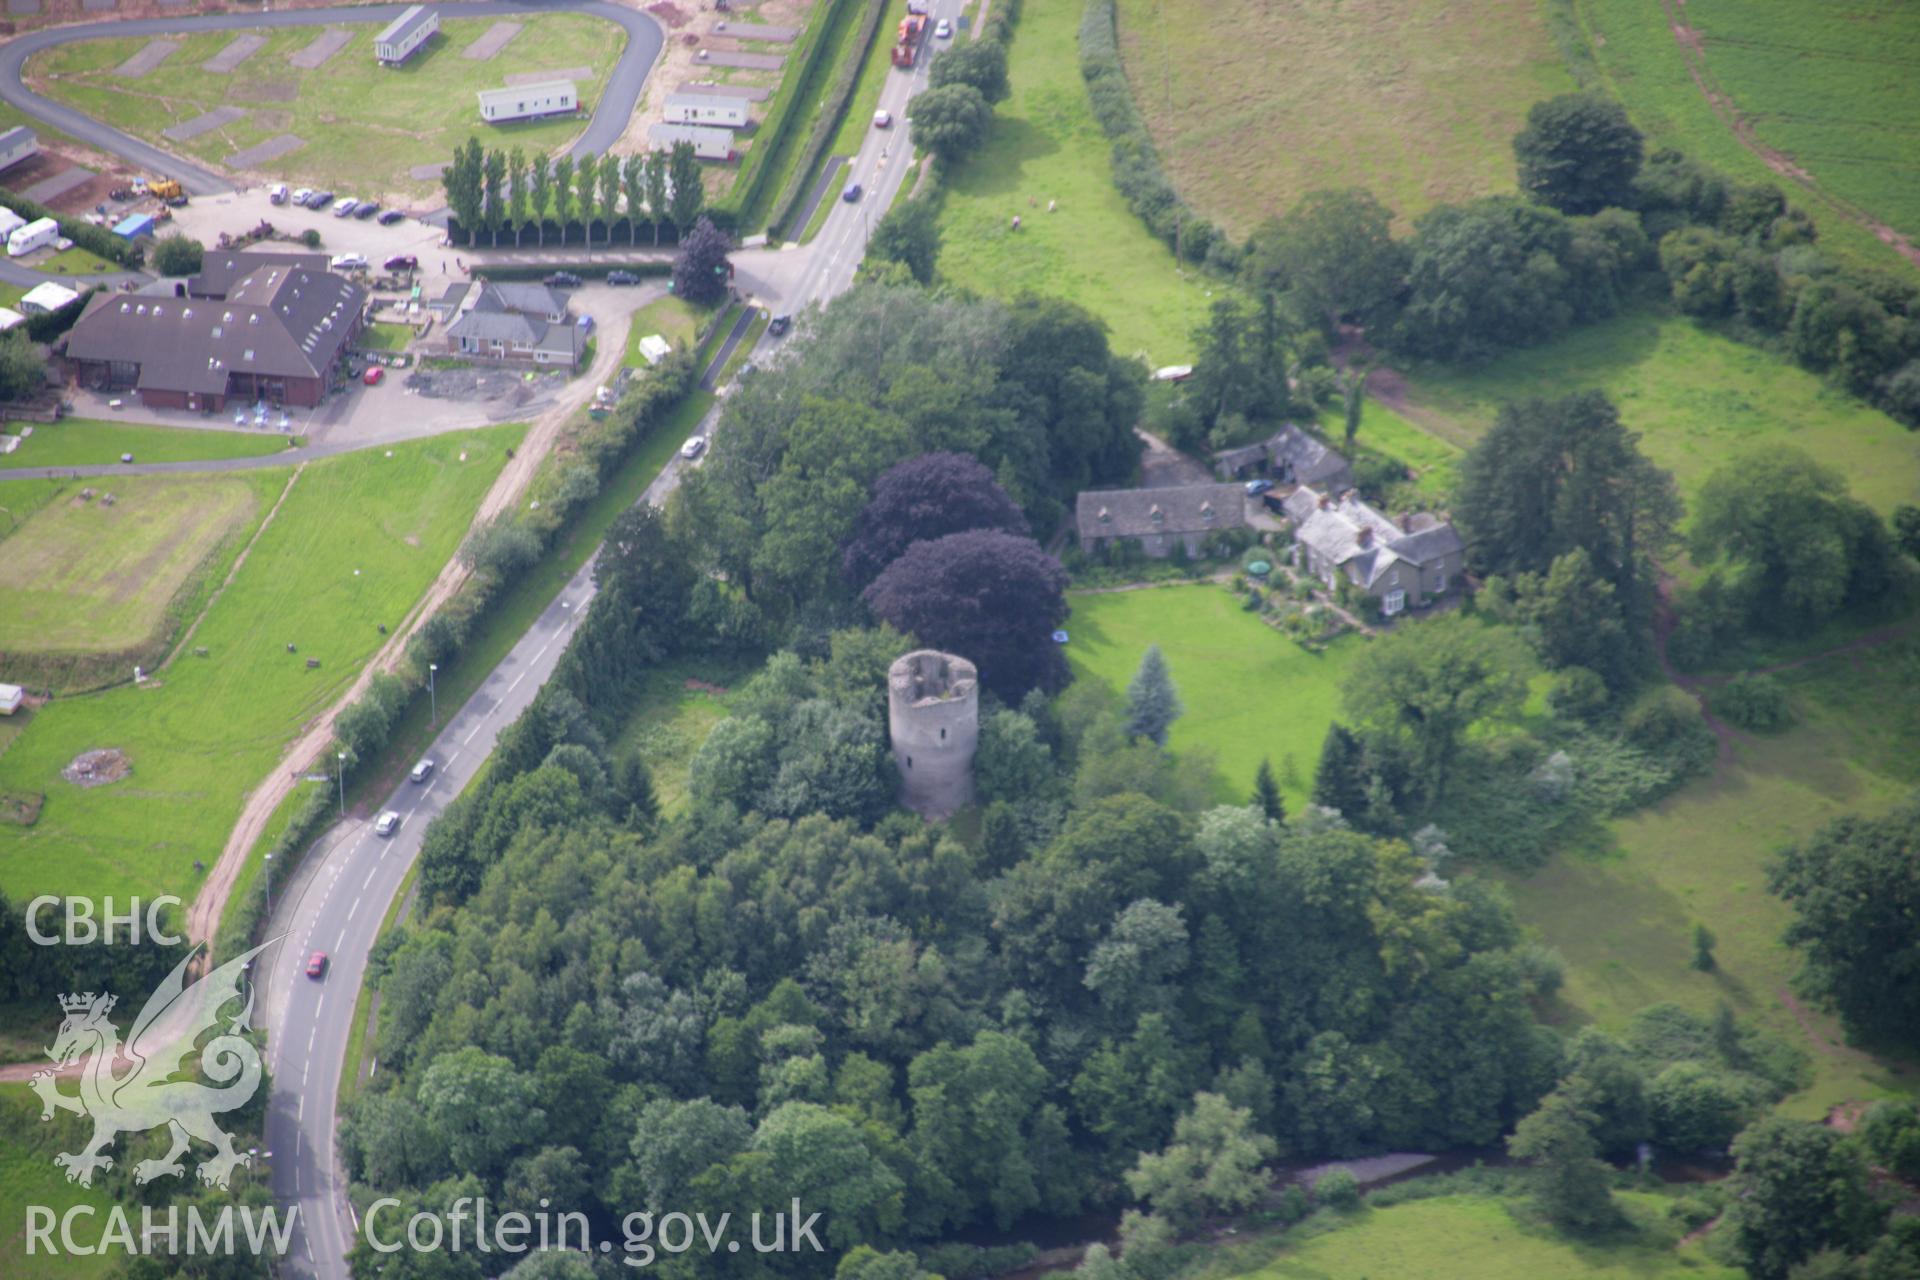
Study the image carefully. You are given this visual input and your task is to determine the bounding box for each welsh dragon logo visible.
[30,942,270,1189]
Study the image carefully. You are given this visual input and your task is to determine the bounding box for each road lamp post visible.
[429,662,438,726]
[263,852,273,915]
[335,750,346,817]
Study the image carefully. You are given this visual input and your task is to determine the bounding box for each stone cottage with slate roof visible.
[63,251,364,411]
[443,281,584,370]
[1282,485,1464,616]
[1213,423,1354,493]
[1076,483,1247,559]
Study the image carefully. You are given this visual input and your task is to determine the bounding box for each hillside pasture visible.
[24,15,622,199]
[1062,583,1360,810]
[1571,0,1920,273]
[1505,634,1920,1117]
[0,425,520,912]
[1113,0,1575,235]
[1393,307,1920,514]
[934,0,1215,366]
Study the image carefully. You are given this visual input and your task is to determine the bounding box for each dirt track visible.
[179,308,635,960]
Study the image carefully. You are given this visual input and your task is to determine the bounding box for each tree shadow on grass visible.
[950,114,1063,200]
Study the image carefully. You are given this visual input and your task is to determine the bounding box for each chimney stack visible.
[1357,525,1373,548]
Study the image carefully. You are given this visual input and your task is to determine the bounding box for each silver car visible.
[374,810,401,837]
[409,759,435,784]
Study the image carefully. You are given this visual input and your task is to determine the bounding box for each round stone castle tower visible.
[887,649,980,818]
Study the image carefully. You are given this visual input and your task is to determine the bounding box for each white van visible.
[268,183,289,205]
[328,253,368,271]
[7,216,59,257]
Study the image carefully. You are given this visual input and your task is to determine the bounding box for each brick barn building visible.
[62,252,365,412]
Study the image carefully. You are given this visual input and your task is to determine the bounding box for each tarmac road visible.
[252,8,958,1277]
[0,1,665,198]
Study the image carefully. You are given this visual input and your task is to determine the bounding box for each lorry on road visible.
[891,12,927,67]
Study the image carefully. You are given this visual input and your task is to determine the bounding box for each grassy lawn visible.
[1569,0,1920,273]
[1063,583,1361,809]
[1233,1193,1738,1280]
[1504,635,1920,1118]
[935,0,1216,366]
[1114,0,1574,235]
[625,295,713,366]
[35,246,120,277]
[612,653,762,816]
[0,472,268,655]
[0,1085,118,1280]
[357,322,413,353]
[827,1,903,160]
[25,15,623,199]
[0,418,293,468]
[1,475,90,537]
[1396,307,1920,515]
[0,424,520,912]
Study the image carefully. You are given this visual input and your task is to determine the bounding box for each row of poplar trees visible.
[441,137,707,247]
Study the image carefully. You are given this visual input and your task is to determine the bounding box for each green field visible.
[1506,635,1920,1116]
[1114,0,1574,235]
[1063,583,1360,809]
[1569,0,1920,273]
[0,424,519,911]
[0,472,268,655]
[0,418,292,468]
[935,0,1215,365]
[34,246,120,278]
[612,654,762,816]
[1398,307,1920,514]
[0,1085,117,1280]
[1233,1193,1738,1280]
[26,15,622,198]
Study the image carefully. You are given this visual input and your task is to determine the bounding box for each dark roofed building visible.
[1213,423,1353,492]
[64,253,364,412]
[1076,483,1248,559]
[1282,485,1465,616]
[443,281,583,370]
[186,250,328,301]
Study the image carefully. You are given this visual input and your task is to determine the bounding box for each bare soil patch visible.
[462,21,523,61]
[61,747,129,788]
[287,29,354,71]
[114,38,177,79]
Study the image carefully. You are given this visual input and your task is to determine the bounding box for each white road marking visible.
[345,898,358,923]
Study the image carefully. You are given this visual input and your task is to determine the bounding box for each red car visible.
[305,951,328,980]
[363,366,384,386]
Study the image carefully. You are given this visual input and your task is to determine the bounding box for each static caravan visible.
[375,5,439,65]
[7,216,59,258]
[0,682,22,716]
[647,123,735,162]
[0,126,36,173]
[0,307,24,332]
[18,282,79,315]
[0,207,24,241]
[663,93,751,129]
[477,80,578,124]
